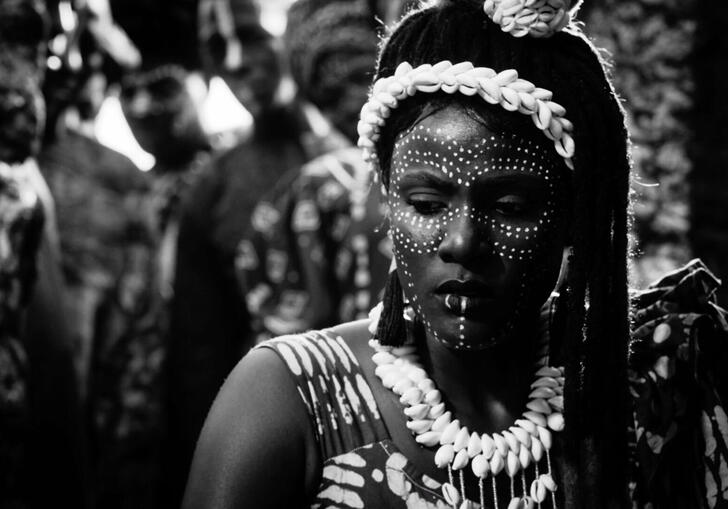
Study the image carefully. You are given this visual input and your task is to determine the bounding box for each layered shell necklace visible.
[369,312,565,509]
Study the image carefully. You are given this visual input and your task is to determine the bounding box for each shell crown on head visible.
[482,0,582,39]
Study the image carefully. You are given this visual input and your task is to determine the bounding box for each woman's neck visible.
[417,317,541,434]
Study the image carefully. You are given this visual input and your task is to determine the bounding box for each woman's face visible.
[388,104,571,350]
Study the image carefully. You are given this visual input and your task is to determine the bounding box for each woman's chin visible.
[429,322,508,352]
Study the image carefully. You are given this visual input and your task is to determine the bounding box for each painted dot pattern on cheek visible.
[388,123,566,349]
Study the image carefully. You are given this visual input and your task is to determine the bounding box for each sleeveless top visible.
[257,260,728,508]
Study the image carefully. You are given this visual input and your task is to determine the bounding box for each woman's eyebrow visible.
[397,169,458,190]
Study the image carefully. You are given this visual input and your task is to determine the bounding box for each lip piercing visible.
[444,294,470,315]
[445,294,459,313]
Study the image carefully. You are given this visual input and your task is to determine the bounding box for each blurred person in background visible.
[165,1,324,505]
[37,2,165,507]
[235,0,392,342]
[43,0,210,506]
[0,0,84,507]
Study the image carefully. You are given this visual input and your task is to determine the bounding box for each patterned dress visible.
[257,260,728,508]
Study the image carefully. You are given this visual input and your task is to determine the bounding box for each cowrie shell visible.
[529,387,556,399]
[393,378,415,395]
[399,387,423,405]
[523,411,547,427]
[510,426,531,448]
[535,366,561,377]
[374,364,397,379]
[406,419,433,434]
[467,432,482,457]
[530,479,547,503]
[442,482,460,506]
[418,379,436,393]
[405,366,428,383]
[515,418,538,436]
[548,395,564,412]
[435,444,455,468]
[526,399,552,415]
[492,433,508,457]
[471,453,490,478]
[428,402,446,419]
[404,403,429,420]
[425,389,442,406]
[547,412,565,431]
[372,351,396,365]
[537,426,552,449]
[502,430,520,453]
[440,420,461,445]
[531,437,544,462]
[382,372,400,389]
[431,411,452,432]
[531,377,559,389]
[508,497,534,509]
[490,452,505,475]
[507,498,521,509]
[505,450,520,477]
[415,430,441,447]
[454,426,470,451]
[540,473,558,491]
[518,442,532,469]
[452,448,469,470]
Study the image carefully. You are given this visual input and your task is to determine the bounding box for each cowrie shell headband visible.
[357,60,576,175]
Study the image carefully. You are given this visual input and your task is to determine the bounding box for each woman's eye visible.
[494,195,530,216]
[407,194,447,215]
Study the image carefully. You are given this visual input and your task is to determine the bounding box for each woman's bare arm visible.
[182,347,319,508]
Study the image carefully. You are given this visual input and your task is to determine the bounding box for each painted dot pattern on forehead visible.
[388,124,566,350]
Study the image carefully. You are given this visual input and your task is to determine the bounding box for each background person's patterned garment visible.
[39,132,169,508]
[258,260,728,508]
[237,146,391,342]
[0,160,44,508]
[629,260,728,508]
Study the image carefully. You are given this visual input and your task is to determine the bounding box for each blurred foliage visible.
[581,0,696,287]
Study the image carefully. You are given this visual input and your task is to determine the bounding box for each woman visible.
[184,1,728,508]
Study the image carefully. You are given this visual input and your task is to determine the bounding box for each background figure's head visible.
[199,0,281,120]
[0,0,47,164]
[285,0,379,142]
[371,0,632,505]
[120,65,210,168]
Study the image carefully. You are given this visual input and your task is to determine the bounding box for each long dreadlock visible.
[371,1,633,507]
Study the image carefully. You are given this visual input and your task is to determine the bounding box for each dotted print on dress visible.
[388,123,564,350]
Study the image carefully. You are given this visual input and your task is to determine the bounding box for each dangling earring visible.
[376,257,407,346]
[555,245,573,292]
[549,246,572,362]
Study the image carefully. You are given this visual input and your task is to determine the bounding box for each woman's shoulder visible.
[255,320,374,382]
[183,340,319,508]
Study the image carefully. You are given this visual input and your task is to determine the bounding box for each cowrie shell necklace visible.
[369,336,565,509]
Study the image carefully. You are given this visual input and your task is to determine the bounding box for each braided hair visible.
[372,1,633,507]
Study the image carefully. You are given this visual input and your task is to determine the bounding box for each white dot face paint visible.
[387,104,570,350]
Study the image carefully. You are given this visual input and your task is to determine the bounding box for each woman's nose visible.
[437,210,489,265]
